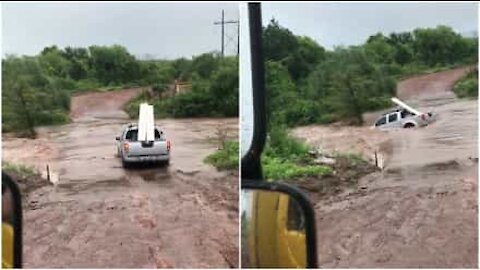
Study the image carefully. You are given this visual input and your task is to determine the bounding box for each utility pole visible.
[214,9,239,57]
[221,10,224,57]
[237,20,240,56]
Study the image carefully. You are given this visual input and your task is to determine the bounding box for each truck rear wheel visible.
[404,123,415,128]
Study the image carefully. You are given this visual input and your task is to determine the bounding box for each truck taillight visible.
[167,140,171,151]
[123,142,130,153]
[421,114,426,121]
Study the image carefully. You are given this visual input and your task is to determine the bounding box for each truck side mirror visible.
[2,172,23,268]
[115,136,120,141]
[241,180,317,268]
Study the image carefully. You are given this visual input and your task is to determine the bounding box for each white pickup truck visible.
[116,103,170,168]
[373,98,436,129]
[116,124,170,168]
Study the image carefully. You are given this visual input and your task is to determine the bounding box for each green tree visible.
[190,53,220,79]
[284,36,326,82]
[307,48,395,125]
[263,19,298,62]
[364,33,395,64]
[171,57,192,81]
[413,25,466,66]
[208,57,239,116]
[264,61,299,127]
[62,47,90,80]
[2,57,48,137]
[38,49,71,78]
[88,45,140,85]
[387,32,413,45]
[139,60,176,87]
[393,44,414,65]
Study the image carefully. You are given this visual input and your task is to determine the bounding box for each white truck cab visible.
[374,98,435,129]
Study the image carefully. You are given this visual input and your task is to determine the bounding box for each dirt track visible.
[293,67,478,268]
[2,88,239,268]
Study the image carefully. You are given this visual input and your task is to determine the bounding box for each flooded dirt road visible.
[293,67,477,268]
[2,88,239,268]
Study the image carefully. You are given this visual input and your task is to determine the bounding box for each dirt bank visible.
[70,88,141,119]
[2,89,239,268]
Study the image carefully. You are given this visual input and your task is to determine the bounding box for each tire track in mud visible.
[3,88,239,268]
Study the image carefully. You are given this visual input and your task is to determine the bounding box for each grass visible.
[204,140,239,170]
[264,126,312,163]
[261,127,333,181]
[2,161,53,197]
[2,161,38,179]
[262,156,332,180]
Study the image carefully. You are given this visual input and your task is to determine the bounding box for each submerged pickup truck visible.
[373,97,436,129]
[116,124,171,168]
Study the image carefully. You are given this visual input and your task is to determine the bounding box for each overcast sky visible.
[263,2,478,49]
[2,3,478,59]
[2,2,239,59]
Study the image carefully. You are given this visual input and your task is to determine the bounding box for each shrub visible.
[265,126,310,161]
[262,155,332,180]
[204,140,239,170]
[2,161,38,179]
[261,127,333,180]
[453,69,478,98]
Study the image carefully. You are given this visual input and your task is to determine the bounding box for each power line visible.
[214,9,239,57]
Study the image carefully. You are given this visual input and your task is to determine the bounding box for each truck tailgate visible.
[127,141,168,156]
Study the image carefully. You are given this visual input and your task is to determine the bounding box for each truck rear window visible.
[125,129,162,141]
[401,109,414,118]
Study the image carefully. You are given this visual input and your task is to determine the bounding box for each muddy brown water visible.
[2,88,239,268]
[293,67,477,268]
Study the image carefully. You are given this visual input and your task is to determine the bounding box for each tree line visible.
[2,45,238,137]
[263,20,478,128]
[125,54,238,119]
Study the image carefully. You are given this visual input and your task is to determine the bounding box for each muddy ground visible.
[293,67,478,268]
[2,88,239,268]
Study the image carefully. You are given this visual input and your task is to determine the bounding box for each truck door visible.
[387,112,400,128]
